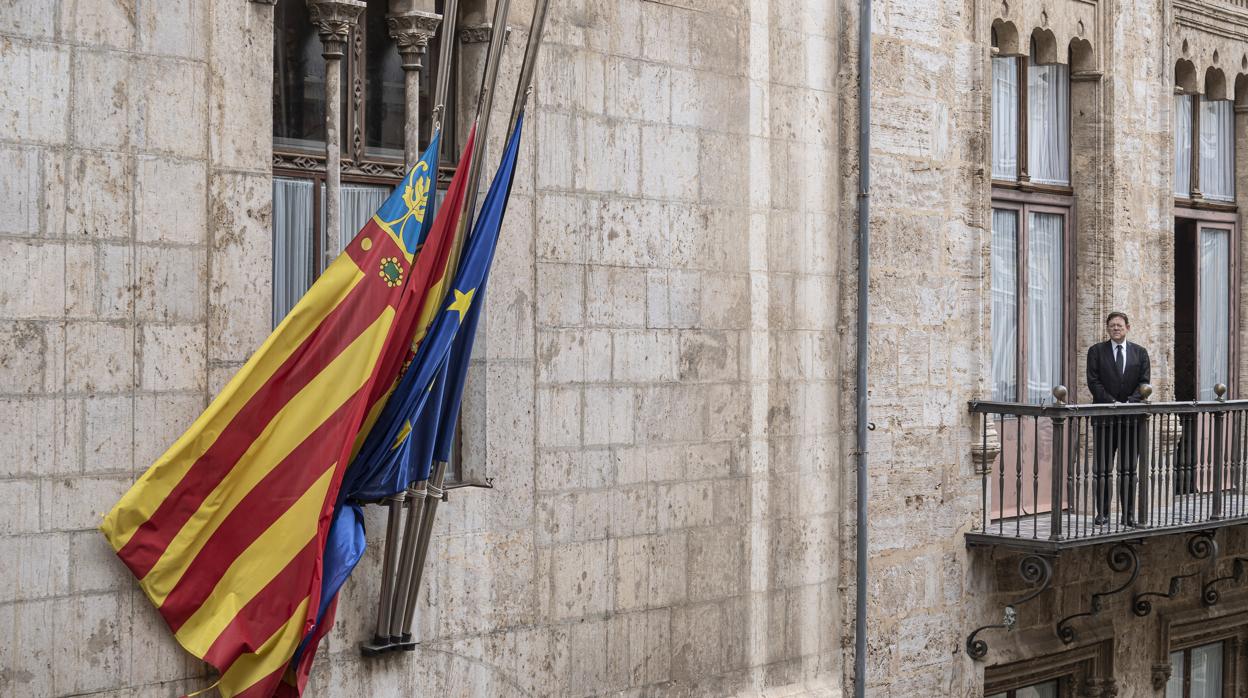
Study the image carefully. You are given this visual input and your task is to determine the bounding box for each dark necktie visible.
[1115,344,1124,376]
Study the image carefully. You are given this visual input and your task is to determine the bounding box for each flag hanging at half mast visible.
[99,129,476,698]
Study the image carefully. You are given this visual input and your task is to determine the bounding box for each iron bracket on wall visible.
[1056,542,1140,644]
[1202,555,1248,606]
[1133,531,1218,616]
[967,554,1055,660]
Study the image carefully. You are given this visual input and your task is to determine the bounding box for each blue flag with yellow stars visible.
[304,113,527,637]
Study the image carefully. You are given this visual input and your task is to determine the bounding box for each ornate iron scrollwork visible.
[1056,543,1139,644]
[1132,532,1218,617]
[1202,556,1248,606]
[967,555,1054,660]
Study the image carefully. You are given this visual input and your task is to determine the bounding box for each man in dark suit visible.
[1086,312,1151,526]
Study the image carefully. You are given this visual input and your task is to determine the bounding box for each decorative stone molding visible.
[459,22,511,45]
[250,0,278,5]
[306,0,367,58]
[971,413,1001,476]
[387,10,442,68]
[1150,662,1173,691]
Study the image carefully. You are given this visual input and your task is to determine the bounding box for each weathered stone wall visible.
[0,1,853,696]
[0,1,272,696]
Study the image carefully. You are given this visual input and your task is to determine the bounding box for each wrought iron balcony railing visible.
[967,385,1248,551]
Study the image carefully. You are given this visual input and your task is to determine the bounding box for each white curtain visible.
[1166,650,1185,698]
[1175,94,1193,197]
[1198,227,1230,400]
[1015,682,1058,698]
[1026,212,1064,404]
[991,209,1019,401]
[1028,63,1070,185]
[272,177,314,326]
[1190,642,1224,698]
[335,183,391,250]
[992,57,1019,180]
[1200,98,1235,202]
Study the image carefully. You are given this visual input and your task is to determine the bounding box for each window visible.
[991,42,1070,186]
[991,200,1070,404]
[271,0,456,324]
[987,680,1060,698]
[1174,92,1235,202]
[1167,641,1225,698]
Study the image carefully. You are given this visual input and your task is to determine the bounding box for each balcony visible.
[966,386,1248,552]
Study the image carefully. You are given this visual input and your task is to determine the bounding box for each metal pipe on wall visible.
[854,0,871,694]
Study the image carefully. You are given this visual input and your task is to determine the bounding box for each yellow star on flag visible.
[448,288,476,324]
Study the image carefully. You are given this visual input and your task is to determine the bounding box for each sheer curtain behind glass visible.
[992,209,1019,401]
[1175,95,1193,197]
[1028,63,1070,185]
[986,681,1058,698]
[1027,212,1063,404]
[1198,228,1230,400]
[993,57,1019,180]
[272,178,314,326]
[1190,642,1224,698]
[1200,98,1235,201]
[339,184,390,249]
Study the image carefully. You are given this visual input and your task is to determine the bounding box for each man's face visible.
[1107,317,1129,343]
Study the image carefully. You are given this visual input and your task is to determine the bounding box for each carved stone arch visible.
[1069,37,1094,73]
[1206,66,1228,101]
[1177,59,1199,94]
[993,18,1020,55]
[1030,27,1059,64]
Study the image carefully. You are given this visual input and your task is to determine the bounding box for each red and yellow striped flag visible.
[100,132,475,698]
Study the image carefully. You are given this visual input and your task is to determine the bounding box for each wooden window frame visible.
[1158,606,1248,696]
[1176,91,1238,211]
[1174,206,1241,399]
[991,51,1073,195]
[991,187,1078,404]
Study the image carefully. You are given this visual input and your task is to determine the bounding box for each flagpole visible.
[392,0,521,651]
[361,0,463,658]
[507,0,549,134]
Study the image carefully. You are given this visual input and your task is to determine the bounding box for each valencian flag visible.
[301,112,529,655]
[99,126,477,698]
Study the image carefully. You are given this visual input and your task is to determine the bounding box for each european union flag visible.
[307,112,527,642]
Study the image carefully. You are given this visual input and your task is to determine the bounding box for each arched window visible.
[271,0,455,325]
[989,26,1074,405]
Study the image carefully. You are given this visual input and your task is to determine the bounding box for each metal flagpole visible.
[393,0,541,651]
[360,0,464,658]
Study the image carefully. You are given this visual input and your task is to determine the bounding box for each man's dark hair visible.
[1106,311,1130,326]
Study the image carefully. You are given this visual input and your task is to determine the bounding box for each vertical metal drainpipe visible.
[854,0,871,694]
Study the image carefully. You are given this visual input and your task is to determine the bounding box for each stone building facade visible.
[7,0,1248,697]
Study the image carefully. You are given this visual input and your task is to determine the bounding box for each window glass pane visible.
[1191,642,1223,698]
[274,0,328,150]
[1166,650,1185,698]
[1028,63,1070,185]
[1176,94,1193,197]
[1027,212,1063,404]
[1198,227,1230,400]
[1016,680,1058,698]
[321,184,392,258]
[993,57,1019,180]
[365,3,406,159]
[992,209,1019,402]
[1200,98,1235,201]
[272,178,315,326]
[985,693,1007,698]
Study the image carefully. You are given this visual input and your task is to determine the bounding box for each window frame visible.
[1159,607,1248,697]
[983,639,1113,697]
[991,187,1078,405]
[990,48,1073,195]
[1175,89,1237,210]
[1175,206,1241,400]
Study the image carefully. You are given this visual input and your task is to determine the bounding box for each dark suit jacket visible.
[1086,340,1151,403]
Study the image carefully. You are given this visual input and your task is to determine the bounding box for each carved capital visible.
[1151,662,1173,691]
[306,0,366,59]
[971,413,1002,476]
[1083,677,1118,698]
[387,10,442,68]
[459,22,512,45]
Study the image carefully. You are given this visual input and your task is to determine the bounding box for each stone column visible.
[456,22,509,152]
[387,11,443,169]
[307,0,366,267]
